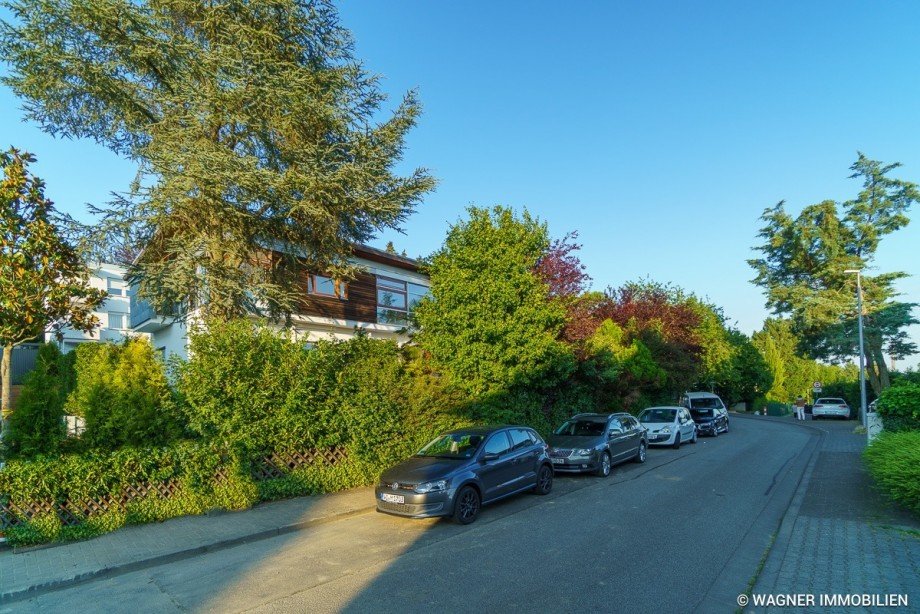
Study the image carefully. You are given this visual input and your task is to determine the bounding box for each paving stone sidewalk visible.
[751,417,920,613]
[0,486,375,602]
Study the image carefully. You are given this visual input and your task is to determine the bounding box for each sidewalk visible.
[0,485,376,603]
[749,415,920,611]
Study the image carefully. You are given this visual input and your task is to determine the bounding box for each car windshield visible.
[639,408,676,423]
[690,408,713,418]
[689,398,721,410]
[554,419,606,436]
[416,433,483,459]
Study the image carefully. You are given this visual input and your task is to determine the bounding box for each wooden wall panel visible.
[296,271,378,323]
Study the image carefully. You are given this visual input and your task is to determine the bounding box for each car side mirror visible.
[481,452,499,462]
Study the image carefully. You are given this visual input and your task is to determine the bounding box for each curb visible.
[0,504,376,605]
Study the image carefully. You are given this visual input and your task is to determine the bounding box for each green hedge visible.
[864,431,920,517]
[0,442,256,546]
[875,383,920,432]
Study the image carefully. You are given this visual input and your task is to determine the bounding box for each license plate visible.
[551,458,565,464]
[381,493,404,504]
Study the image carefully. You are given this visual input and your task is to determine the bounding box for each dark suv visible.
[376,426,554,524]
[547,413,648,477]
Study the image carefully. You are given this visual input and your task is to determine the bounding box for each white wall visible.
[50,262,149,351]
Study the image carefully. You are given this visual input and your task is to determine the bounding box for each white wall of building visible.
[49,262,150,352]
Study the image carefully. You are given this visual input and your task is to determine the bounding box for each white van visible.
[679,391,730,436]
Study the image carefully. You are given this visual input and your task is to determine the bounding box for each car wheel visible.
[712,425,719,437]
[634,441,647,463]
[452,486,480,525]
[723,420,729,434]
[533,464,553,495]
[673,433,681,449]
[691,428,698,444]
[596,451,612,477]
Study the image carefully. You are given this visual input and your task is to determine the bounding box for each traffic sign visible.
[812,381,822,389]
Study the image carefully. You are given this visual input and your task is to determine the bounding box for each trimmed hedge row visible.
[863,431,920,517]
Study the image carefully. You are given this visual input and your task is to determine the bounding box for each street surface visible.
[8,418,814,613]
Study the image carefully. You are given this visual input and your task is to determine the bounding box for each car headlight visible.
[660,427,671,434]
[414,480,448,494]
[574,448,594,457]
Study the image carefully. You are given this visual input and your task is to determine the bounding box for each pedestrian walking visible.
[794,396,806,421]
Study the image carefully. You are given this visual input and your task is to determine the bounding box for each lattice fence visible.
[0,447,347,530]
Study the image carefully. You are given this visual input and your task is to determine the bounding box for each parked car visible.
[638,406,697,448]
[375,426,554,525]
[547,413,648,476]
[812,397,851,420]
[681,391,729,436]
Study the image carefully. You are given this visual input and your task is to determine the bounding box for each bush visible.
[4,343,70,458]
[66,339,181,449]
[864,431,920,516]
[0,442,257,546]
[875,383,920,432]
[177,320,441,487]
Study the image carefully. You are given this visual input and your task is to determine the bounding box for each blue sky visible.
[2,1,919,366]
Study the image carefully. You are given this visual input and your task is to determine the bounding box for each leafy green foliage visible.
[1,0,435,321]
[0,149,105,422]
[0,443,257,546]
[864,431,920,516]
[752,318,858,404]
[4,343,69,458]
[415,206,575,396]
[67,339,180,450]
[875,383,920,432]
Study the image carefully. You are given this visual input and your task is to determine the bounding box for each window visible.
[308,274,347,299]
[108,313,126,330]
[408,283,429,310]
[510,429,533,451]
[608,418,623,434]
[107,278,124,296]
[621,417,635,432]
[483,432,512,457]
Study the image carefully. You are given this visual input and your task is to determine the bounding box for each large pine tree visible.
[1,0,435,321]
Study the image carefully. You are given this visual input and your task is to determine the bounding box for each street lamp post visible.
[844,269,868,429]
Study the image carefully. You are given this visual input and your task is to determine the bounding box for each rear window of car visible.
[815,398,846,405]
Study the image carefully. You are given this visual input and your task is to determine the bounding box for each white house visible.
[130,245,430,361]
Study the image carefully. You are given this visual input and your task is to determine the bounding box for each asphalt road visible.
[10,417,816,614]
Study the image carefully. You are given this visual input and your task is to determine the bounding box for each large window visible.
[107,278,125,296]
[376,276,429,325]
[308,274,347,299]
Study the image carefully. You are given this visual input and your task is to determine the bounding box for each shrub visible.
[4,343,69,458]
[414,206,576,397]
[0,442,257,546]
[864,431,920,516]
[875,382,920,432]
[66,339,181,449]
[177,320,435,486]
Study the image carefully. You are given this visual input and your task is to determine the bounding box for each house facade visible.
[47,262,142,352]
[131,245,430,360]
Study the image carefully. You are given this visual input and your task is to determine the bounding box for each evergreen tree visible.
[1,0,435,321]
[749,154,918,394]
[415,206,575,396]
[4,343,68,457]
